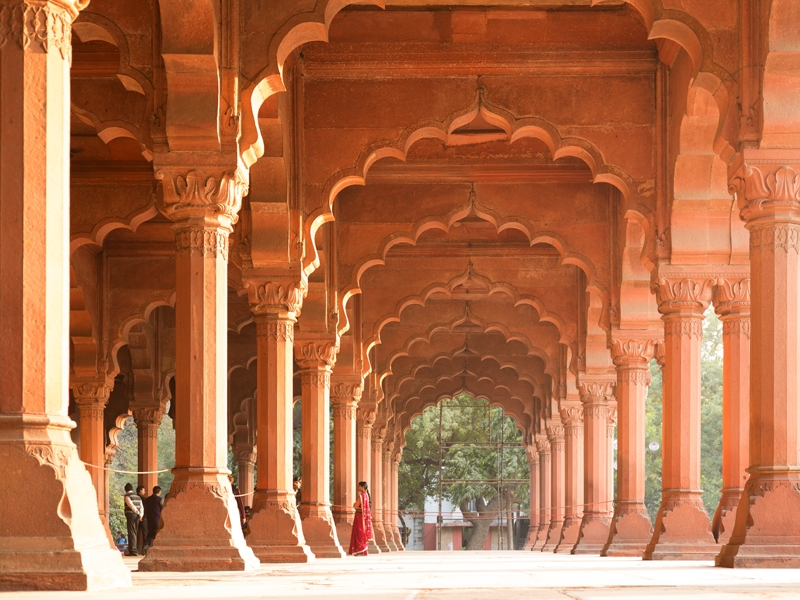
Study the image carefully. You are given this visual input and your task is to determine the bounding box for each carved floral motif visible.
[156,169,248,226]
[651,277,714,312]
[248,280,307,315]
[0,3,72,61]
[750,224,800,255]
[175,228,229,260]
[294,341,338,369]
[331,382,363,402]
[255,318,294,342]
[730,165,800,220]
[578,381,615,400]
[663,317,703,339]
[610,338,658,364]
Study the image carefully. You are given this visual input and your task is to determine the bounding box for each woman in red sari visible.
[349,481,373,556]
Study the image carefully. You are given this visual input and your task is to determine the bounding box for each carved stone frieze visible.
[0,2,73,60]
[617,368,650,385]
[255,317,294,342]
[156,168,248,228]
[750,224,800,255]
[663,317,704,339]
[175,228,229,260]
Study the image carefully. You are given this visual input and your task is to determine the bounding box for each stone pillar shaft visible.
[383,445,399,551]
[543,427,565,552]
[372,436,391,552]
[356,406,380,553]
[556,408,584,553]
[0,4,130,588]
[296,339,345,559]
[645,277,716,560]
[719,154,800,567]
[532,440,551,550]
[573,381,614,554]
[603,339,656,556]
[710,291,751,545]
[330,382,360,550]
[391,455,404,550]
[523,450,540,550]
[234,449,256,508]
[139,176,258,571]
[243,282,313,563]
[133,407,163,495]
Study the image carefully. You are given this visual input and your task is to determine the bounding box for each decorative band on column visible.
[255,318,294,342]
[0,2,74,59]
[174,228,229,260]
[749,223,800,254]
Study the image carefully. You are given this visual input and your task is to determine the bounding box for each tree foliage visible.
[645,308,723,521]
[398,394,529,549]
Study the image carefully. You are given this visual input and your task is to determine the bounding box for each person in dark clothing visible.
[123,483,144,556]
[228,475,246,527]
[293,477,302,507]
[143,486,163,551]
[135,486,148,554]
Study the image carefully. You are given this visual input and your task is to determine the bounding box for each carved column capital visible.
[526,445,539,465]
[546,424,565,442]
[610,337,659,366]
[233,447,257,466]
[246,277,308,317]
[714,277,751,317]
[577,378,615,403]
[0,2,78,59]
[131,405,165,428]
[70,379,112,406]
[651,276,714,315]
[535,438,551,455]
[294,338,339,371]
[559,405,584,426]
[331,381,363,404]
[729,149,800,224]
[155,166,248,231]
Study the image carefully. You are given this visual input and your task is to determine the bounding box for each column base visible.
[0,432,132,591]
[333,515,354,555]
[244,492,315,563]
[642,493,717,561]
[554,515,582,554]
[602,504,653,557]
[138,472,260,572]
[572,512,611,554]
[717,475,800,568]
[392,525,405,550]
[522,524,537,551]
[531,522,549,550]
[541,518,564,552]
[374,521,392,552]
[384,522,399,551]
[301,506,346,558]
[712,488,743,545]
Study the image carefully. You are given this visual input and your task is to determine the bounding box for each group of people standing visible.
[119,478,374,558]
[122,484,162,556]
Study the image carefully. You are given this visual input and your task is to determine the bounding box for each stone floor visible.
[8,551,800,599]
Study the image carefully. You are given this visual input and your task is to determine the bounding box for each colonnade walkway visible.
[7,552,800,600]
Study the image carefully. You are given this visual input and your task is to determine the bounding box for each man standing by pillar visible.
[603,337,658,556]
[644,276,717,560]
[573,378,615,554]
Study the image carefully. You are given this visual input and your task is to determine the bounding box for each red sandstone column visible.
[72,381,114,540]
[243,280,313,563]
[295,338,345,558]
[391,452,405,550]
[532,438,551,550]
[330,381,360,550]
[383,441,399,551]
[644,277,717,560]
[356,406,380,553]
[603,338,657,556]
[0,3,131,588]
[139,166,258,571]
[523,446,540,550]
[132,407,163,496]
[555,406,584,553]
[234,448,256,508]
[372,432,391,552]
[718,154,800,567]
[573,380,614,554]
[712,280,751,545]
[543,424,565,551]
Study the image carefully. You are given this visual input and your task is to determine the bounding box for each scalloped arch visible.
[108,294,176,379]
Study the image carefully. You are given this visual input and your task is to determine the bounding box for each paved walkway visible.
[8,551,800,599]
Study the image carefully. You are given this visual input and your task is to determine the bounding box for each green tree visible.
[398,394,529,550]
[644,307,723,522]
